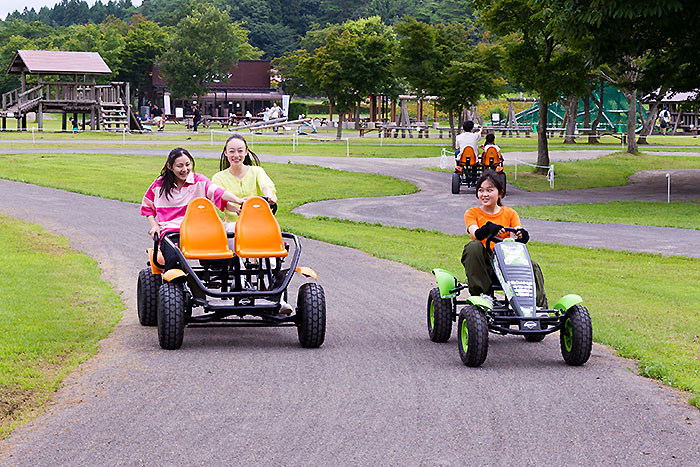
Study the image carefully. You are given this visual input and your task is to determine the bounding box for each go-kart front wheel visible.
[297,282,326,348]
[457,305,488,367]
[157,281,186,350]
[137,267,161,326]
[427,287,452,342]
[451,173,461,194]
[560,305,592,366]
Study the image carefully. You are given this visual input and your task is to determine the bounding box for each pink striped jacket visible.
[140,172,226,235]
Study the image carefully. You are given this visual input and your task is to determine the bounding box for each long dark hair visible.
[159,147,195,199]
[475,169,505,205]
[219,134,260,171]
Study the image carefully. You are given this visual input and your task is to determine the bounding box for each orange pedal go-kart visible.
[452,146,506,195]
[136,196,326,350]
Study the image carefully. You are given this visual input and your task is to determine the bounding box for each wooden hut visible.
[1,50,138,131]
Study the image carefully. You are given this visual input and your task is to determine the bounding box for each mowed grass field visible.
[0,216,123,437]
[0,150,698,414]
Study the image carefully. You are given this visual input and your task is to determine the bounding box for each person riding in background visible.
[455,120,482,158]
[140,147,244,271]
[461,169,546,307]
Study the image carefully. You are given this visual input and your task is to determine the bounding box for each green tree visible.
[395,19,503,148]
[552,0,700,152]
[474,0,588,170]
[299,16,397,139]
[157,1,261,99]
[119,16,169,99]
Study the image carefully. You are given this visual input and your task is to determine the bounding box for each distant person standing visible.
[659,107,671,135]
[193,104,201,132]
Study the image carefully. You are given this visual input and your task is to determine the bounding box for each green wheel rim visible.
[429,301,435,329]
[460,319,469,351]
[563,318,573,352]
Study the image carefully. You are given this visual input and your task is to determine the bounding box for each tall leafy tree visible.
[396,18,503,148]
[474,0,588,170]
[552,0,700,152]
[157,0,261,99]
[119,16,169,98]
[283,16,397,139]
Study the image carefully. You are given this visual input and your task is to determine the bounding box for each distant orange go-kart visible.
[452,146,507,195]
[136,196,326,350]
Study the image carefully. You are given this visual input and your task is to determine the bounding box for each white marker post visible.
[666,173,671,203]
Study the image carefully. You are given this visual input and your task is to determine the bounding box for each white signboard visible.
[282,94,290,117]
[491,113,501,123]
[164,93,172,115]
[175,107,184,119]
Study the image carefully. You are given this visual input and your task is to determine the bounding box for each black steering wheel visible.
[486,226,520,250]
[151,232,166,269]
[261,196,278,214]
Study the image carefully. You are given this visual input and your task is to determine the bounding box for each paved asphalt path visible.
[0,148,699,464]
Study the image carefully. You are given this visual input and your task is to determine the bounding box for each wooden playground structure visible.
[1,50,142,132]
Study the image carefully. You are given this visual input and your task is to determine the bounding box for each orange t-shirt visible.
[464,206,521,249]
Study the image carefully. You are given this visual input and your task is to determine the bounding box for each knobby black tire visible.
[560,305,593,366]
[297,282,326,348]
[451,173,461,194]
[137,268,161,326]
[427,287,452,342]
[458,305,489,367]
[157,281,186,350]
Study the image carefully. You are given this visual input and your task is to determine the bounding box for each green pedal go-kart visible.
[427,228,592,367]
[136,196,326,350]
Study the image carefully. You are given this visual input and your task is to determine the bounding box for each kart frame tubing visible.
[159,232,301,299]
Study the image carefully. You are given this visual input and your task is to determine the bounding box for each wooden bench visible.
[485,125,532,137]
[380,126,430,138]
[435,127,457,139]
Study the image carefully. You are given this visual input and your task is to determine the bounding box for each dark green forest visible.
[3,0,474,58]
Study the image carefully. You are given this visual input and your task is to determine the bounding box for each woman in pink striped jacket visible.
[140,147,244,270]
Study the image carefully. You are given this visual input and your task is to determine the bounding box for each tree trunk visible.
[622,88,638,153]
[588,79,604,144]
[563,94,578,144]
[449,110,456,150]
[354,104,360,130]
[336,111,343,140]
[637,100,661,144]
[537,98,550,172]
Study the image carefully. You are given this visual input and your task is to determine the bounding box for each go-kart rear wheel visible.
[524,333,546,342]
[451,173,461,194]
[157,281,186,350]
[560,305,592,366]
[297,283,326,348]
[137,267,161,326]
[457,305,488,367]
[427,287,452,342]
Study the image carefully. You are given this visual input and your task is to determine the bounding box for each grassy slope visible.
[0,216,123,437]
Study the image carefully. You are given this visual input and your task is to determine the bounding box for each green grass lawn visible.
[0,151,699,409]
[0,216,123,438]
[511,151,700,191]
[514,201,700,230]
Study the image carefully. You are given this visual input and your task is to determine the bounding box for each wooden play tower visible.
[1,50,141,131]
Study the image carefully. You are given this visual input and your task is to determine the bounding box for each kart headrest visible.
[180,197,234,260]
[458,146,478,166]
[235,196,288,258]
[482,146,500,166]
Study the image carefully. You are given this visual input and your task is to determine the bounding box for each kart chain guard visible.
[492,241,539,331]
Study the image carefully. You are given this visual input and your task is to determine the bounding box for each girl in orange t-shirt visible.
[461,170,545,305]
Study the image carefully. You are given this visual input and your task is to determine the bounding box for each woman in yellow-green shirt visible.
[212,134,277,223]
